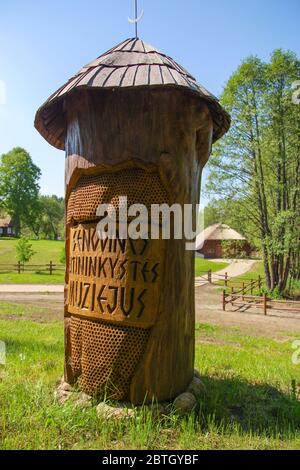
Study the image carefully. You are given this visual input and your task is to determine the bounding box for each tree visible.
[15,237,36,263]
[202,199,261,249]
[38,195,64,240]
[0,147,41,236]
[206,50,300,294]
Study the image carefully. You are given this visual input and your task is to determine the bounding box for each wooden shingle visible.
[35,37,230,149]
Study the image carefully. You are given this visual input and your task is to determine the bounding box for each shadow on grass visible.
[198,375,300,436]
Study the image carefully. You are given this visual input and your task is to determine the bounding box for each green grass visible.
[0,238,64,264]
[216,261,265,295]
[0,239,64,284]
[195,258,229,276]
[0,239,228,284]
[0,272,64,284]
[1,301,300,450]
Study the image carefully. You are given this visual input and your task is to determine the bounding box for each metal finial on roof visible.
[128,0,144,38]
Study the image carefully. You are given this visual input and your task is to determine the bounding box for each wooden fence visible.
[196,270,300,316]
[0,261,65,274]
[222,288,300,316]
[196,269,263,290]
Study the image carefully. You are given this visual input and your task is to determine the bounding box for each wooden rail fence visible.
[222,289,300,316]
[196,270,263,290]
[196,270,300,316]
[0,261,65,274]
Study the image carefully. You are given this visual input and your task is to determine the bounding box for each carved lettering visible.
[67,223,164,327]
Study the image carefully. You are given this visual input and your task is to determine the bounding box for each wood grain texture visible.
[34,38,230,150]
[63,88,213,403]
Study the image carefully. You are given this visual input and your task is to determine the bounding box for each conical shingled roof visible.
[35,38,230,150]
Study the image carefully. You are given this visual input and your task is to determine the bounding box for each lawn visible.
[0,238,64,264]
[216,261,265,295]
[0,300,300,450]
[0,239,228,284]
[0,239,64,284]
[195,258,229,276]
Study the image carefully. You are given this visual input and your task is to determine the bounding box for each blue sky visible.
[0,0,299,200]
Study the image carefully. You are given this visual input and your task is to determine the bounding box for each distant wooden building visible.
[196,223,252,258]
[0,216,15,237]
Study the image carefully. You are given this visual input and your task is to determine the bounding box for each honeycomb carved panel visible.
[70,316,150,399]
[67,167,169,224]
[66,167,168,399]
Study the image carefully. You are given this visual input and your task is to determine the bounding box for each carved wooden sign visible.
[67,223,164,328]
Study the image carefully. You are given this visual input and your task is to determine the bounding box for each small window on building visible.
[0,228,3,235]
[7,227,11,235]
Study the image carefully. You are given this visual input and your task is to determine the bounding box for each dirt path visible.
[1,287,299,340]
[195,259,256,287]
[195,284,300,339]
[0,284,64,293]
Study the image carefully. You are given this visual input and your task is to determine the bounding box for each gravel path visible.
[195,284,300,338]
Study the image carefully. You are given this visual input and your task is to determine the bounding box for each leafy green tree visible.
[202,198,261,250]
[38,195,64,240]
[0,147,41,236]
[15,237,36,263]
[24,195,65,240]
[206,50,300,294]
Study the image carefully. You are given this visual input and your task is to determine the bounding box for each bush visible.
[59,247,66,264]
[15,237,36,263]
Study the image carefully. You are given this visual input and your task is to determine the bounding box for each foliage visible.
[0,147,41,237]
[221,240,248,259]
[34,195,65,240]
[59,247,66,264]
[15,237,36,263]
[206,50,300,294]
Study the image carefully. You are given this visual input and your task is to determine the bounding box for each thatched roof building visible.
[196,223,251,258]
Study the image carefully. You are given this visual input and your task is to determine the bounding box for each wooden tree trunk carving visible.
[34,37,229,405]
[63,89,213,404]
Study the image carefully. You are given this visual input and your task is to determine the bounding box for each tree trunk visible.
[63,88,214,404]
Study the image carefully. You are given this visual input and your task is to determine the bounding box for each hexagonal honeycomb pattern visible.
[70,316,150,399]
[67,168,169,223]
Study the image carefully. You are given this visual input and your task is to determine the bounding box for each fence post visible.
[242,282,245,301]
[251,279,253,295]
[225,272,228,287]
[222,290,226,311]
[17,261,21,274]
[49,260,53,275]
[231,286,234,306]
[263,293,267,316]
[258,275,262,290]
[208,269,212,284]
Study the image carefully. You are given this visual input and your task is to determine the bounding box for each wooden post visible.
[263,293,267,316]
[208,269,212,284]
[222,289,226,311]
[251,279,253,295]
[225,272,228,287]
[17,261,21,274]
[242,282,245,301]
[231,286,234,306]
[258,275,262,290]
[34,38,230,405]
[49,260,53,275]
